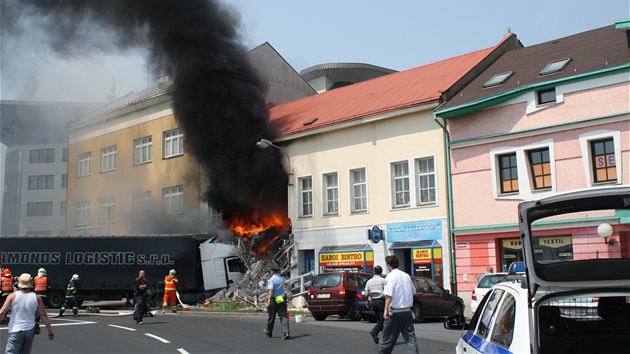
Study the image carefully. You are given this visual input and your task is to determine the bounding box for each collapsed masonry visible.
[208,235,312,310]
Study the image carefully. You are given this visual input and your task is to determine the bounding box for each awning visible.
[388,240,439,249]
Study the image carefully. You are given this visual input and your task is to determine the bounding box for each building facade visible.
[435,22,630,300]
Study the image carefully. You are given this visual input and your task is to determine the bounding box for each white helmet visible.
[72,274,80,280]
[38,268,46,276]
[169,269,176,275]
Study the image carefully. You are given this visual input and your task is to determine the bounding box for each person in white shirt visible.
[378,255,418,354]
[365,265,387,344]
[0,273,55,354]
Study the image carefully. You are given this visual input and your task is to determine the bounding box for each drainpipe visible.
[433,104,457,295]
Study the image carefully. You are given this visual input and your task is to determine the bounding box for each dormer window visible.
[483,71,514,88]
[539,58,571,76]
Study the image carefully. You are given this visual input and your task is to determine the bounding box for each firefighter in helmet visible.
[59,274,80,317]
[161,269,179,314]
[1,268,14,308]
[34,268,50,302]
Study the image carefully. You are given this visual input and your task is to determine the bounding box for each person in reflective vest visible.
[59,274,79,317]
[161,269,178,314]
[1,268,14,308]
[34,268,49,301]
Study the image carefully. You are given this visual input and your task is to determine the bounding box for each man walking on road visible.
[378,255,419,354]
[263,263,290,340]
[366,265,387,344]
[0,273,55,354]
[133,270,151,324]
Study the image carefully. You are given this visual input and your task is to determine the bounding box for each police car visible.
[445,186,630,354]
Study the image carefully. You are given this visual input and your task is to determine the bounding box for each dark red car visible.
[307,271,372,321]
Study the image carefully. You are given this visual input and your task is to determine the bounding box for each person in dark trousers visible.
[378,255,419,354]
[0,273,55,354]
[133,270,151,324]
[59,274,80,317]
[263,263,290,340]
[365,265,387,344]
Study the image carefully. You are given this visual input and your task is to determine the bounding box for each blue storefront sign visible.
[386,220,442,242]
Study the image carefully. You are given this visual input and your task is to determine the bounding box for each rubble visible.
[208,234,311,311]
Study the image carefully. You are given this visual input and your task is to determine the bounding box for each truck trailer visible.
[0,234,245,308]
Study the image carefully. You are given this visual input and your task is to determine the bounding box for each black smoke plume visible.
[1,0,289,230]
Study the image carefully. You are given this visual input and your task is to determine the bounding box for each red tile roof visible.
[269,39,508,137]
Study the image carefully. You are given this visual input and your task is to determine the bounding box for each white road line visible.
[177,349,190,354]
[145,333,171,343]
[108,324,137,331]
[1,320,96,331]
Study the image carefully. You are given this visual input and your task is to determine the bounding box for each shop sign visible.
[319,251,374,267]
[387,220,442,242]
[503,236,572,250]
[413,248,432,265]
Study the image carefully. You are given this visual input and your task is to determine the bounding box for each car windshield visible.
[478,275,504,288]
[312,274,342,287]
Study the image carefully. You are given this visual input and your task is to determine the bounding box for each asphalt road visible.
[0,310,463,354]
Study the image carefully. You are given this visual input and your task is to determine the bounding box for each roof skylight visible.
[539,58,571,76]
[482,71,514,88]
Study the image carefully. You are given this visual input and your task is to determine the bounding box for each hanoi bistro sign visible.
[387,220,442,242]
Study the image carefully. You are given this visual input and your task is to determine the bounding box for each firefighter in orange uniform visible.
[161,269,179,314]
[34,268,50,302]
[1,268,14,308]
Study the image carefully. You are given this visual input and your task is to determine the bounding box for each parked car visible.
[411,276,464,322]
[471,272,507,312]
[354,275,464,323]
[307,271,372,321]
[444,186,630,354]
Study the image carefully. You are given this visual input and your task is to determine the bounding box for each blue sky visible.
[0,0,627,102]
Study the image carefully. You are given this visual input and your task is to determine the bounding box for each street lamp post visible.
[256,138,293,219]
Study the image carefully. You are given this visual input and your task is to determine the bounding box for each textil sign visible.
[386,220,442,242]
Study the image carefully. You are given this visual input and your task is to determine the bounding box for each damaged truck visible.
[0,234,245,308]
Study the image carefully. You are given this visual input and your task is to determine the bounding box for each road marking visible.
[177,349,190,354]
[1,320,96,331]
[108,324,137,331]
[145,333,171,343]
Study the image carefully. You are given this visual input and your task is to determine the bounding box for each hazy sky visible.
[0,0,627,102]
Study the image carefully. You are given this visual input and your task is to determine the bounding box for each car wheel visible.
[453,302,464,315]
[312,313,328,321]
[348,304,362,321]
[412,303,423,323]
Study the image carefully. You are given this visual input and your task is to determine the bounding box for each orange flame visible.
[228,212,291,259]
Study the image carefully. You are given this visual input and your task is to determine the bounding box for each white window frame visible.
[415,156,437,206]
[77,152,91,177]
[490,140,556,200]
[132,191,152,219]
[298,176,313,218]
[134,136,152,165]
[322,172,339,216]
[164,128,184,158]
[163,186,184,215]
[100,197,116,223]
[579,130,622,187]
[75,201,90,226]
[349,167,368,213]
[101,145,117,172]
[391,161,410,208]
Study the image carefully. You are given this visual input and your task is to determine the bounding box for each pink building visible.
[435,21,630,295]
